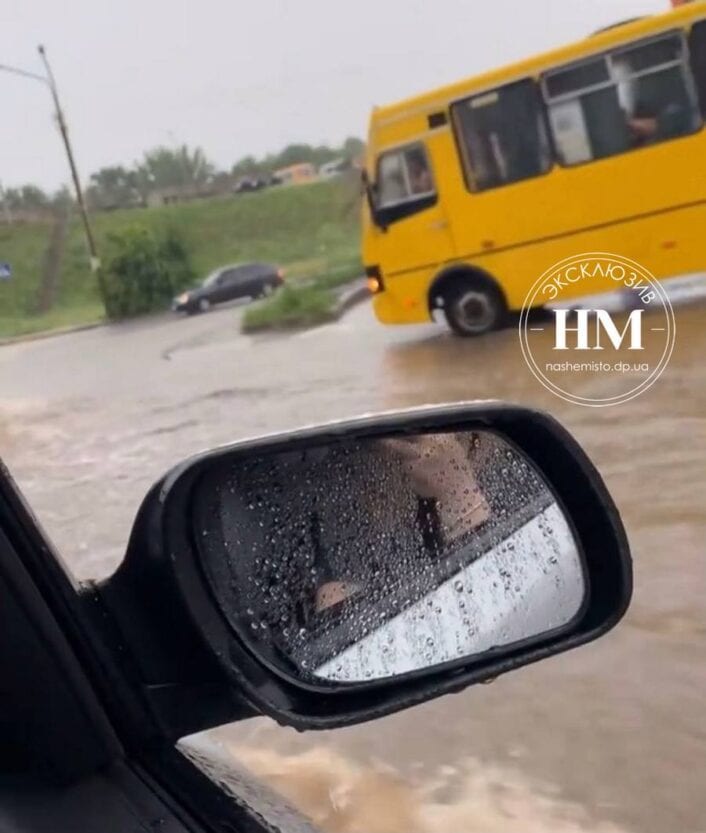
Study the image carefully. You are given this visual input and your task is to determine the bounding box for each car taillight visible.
[277,268,285,281]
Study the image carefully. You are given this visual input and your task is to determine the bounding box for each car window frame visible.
[0,462,298,833]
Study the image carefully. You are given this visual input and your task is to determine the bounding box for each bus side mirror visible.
[361,169,387,232]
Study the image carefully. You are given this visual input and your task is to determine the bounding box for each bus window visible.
[377,144,435,207]
[689,20,706,117]
[452,79,552,192]
[544,32,701,166]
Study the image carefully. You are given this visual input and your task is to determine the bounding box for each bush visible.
[242,284,335,332]
[99,225,195,319]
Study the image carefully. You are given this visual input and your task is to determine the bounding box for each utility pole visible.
[0,181,13,226]
[0,49,100,271]
[37,45,100,272]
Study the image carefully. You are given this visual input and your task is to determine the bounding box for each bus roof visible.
[371,2,703,127]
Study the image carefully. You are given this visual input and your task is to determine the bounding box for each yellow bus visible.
[362,2,706,335]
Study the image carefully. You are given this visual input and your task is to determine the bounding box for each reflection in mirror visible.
[195,430,586,684]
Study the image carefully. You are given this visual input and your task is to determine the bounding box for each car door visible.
[0,463,314,833]
[228,267,257,301]
[237,264,264,297]
[209,269,236,303]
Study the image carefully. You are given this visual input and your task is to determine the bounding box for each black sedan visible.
[172,262,284,314]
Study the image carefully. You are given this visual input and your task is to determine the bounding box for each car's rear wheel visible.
[259,282,275,299]
[442,277,506,337]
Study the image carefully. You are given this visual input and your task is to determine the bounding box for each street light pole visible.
[0,49,100,271]
[36,45,100,271]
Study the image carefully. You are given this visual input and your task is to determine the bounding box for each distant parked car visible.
[233,176,268,194]
[319,158,348,179]
[172,263,285,314]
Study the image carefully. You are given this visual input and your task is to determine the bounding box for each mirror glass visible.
[194,430,586,684]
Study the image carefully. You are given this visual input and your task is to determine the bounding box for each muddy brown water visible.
[0,296,704,833]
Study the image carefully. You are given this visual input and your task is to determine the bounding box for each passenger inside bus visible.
[407,149,433,194]
[615,52,699,146]
[312,434,491,612]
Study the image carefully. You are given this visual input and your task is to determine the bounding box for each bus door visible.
[369,141,455,278]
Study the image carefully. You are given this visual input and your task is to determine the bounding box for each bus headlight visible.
[365,265,383,294]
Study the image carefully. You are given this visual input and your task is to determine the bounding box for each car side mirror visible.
[92,403,631,740]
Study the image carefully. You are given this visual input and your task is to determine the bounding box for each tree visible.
[342,136,365,161]
[232,138,366,178]
[310,144,339,166]
[231,155,259,179]
[135,145,216,193]
[275,143,316,168]
[51,185,74,209]
[4,184,49,211]
[88,166,140,210]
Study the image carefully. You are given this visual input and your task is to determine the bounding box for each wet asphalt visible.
[1,294,704,833]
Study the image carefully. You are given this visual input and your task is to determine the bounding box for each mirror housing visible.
[361,168,387,232]
[90,403,631,740]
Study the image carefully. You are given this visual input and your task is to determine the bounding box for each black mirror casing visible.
[92,403,632,740]
[361,168,388,232]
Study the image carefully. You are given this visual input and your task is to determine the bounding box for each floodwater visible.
[1,291,704,833]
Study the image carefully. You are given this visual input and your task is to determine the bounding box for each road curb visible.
[333,279,371,318]
[0,282,372,347]
[0,320,105,348]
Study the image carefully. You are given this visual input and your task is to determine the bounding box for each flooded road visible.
[1,296,704,833]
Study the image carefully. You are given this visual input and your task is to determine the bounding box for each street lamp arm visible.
[0,63,49,86]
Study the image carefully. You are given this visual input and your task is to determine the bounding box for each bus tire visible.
[440,274,507,337]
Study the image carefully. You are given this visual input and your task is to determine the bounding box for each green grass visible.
[0,177,361,339]
[241,284,336,332]
[241,256,364,333]
[307,258,363,290]
[0,301,105,341]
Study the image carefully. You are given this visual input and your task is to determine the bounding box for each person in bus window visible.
[311,433,491,613]
[407,150,433,195]
[627,98,694,144]
[378,153,407,205]
[614,58,697,146]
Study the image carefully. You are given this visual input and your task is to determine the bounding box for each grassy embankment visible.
[0,178,361,339]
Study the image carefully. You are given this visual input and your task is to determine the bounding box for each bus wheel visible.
[442,278,506,337]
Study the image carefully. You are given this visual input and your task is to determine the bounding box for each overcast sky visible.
[2,0,669,190]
